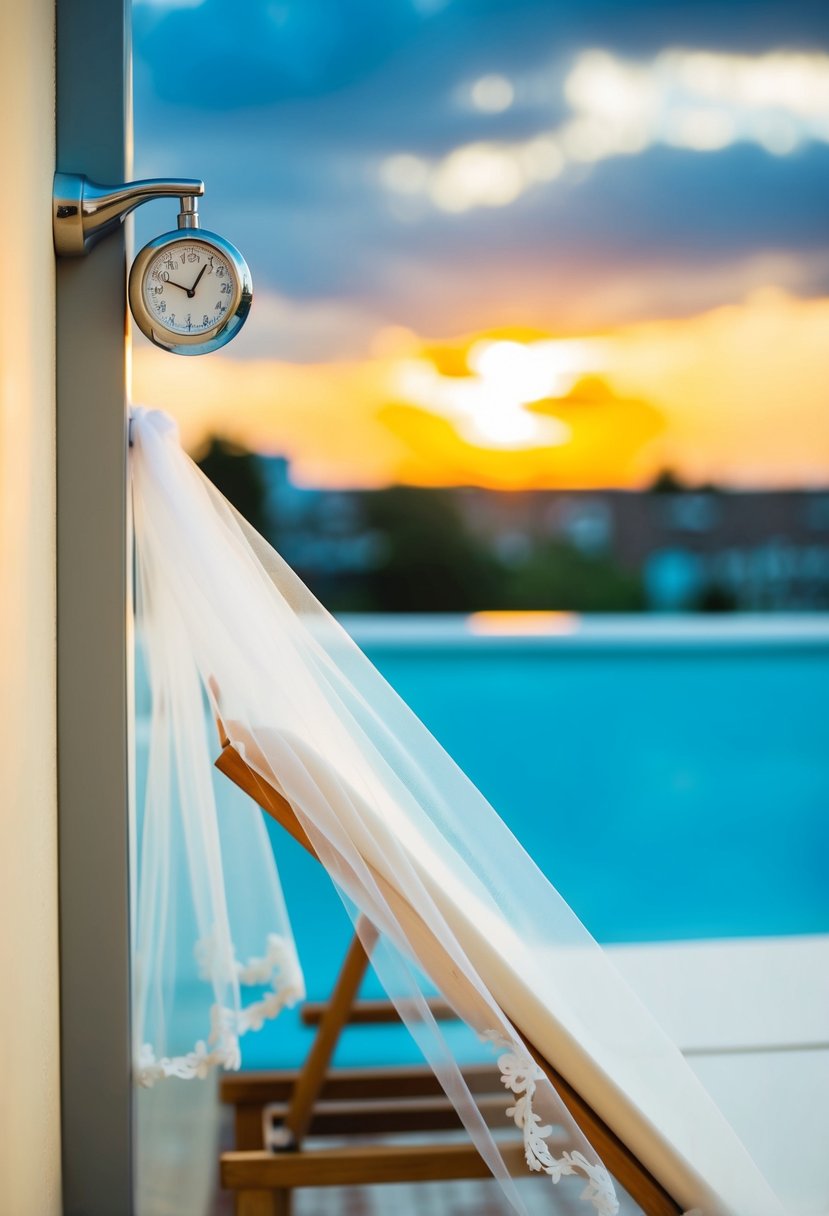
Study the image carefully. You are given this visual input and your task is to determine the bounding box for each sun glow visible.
[133,291,829,492]
[391,338,604,449]
[467,611,578,636]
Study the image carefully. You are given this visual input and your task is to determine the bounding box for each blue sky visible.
[132,0,829,362]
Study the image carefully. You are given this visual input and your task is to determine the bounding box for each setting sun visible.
[133,288,829,492]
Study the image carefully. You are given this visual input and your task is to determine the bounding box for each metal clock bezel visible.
[128,228,252,356]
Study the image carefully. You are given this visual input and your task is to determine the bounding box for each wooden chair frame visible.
[214,725,682,1216]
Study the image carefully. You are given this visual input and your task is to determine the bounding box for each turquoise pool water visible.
[135,617,829,1067]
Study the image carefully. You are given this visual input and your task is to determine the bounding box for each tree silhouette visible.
[195,436,270,538]
[355,487,503,612]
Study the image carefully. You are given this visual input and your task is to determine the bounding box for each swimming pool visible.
[344,615,829,943]
[134,615,829,1068]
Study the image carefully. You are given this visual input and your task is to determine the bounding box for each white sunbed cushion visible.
[240,727,787,1216]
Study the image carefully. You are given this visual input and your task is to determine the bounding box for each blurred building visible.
[259,453,829,611]
[459,488,829,611]
[259,455,386,578]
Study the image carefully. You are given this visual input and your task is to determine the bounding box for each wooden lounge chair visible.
[212,713,783,1216]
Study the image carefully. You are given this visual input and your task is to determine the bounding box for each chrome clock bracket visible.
[53,172,205,257]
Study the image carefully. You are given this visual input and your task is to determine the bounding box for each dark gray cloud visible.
[134,0,829,111]
[133,0,829,350]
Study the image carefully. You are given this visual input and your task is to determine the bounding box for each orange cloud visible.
[601,288,829,487]
[132,288,829,490]
[379,376,662,489]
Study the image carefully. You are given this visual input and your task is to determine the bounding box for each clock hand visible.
[188,264,208,297]
[166,278,191,293]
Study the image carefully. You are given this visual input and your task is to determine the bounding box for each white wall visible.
[0,3,61,1213]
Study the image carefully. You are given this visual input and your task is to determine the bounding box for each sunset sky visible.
[131,0,829,490]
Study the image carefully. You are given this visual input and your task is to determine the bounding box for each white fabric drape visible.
[130,406,784,1216]
[132,412,304,1088]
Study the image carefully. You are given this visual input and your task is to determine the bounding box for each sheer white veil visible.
[132,412,304,1088]
[130,406,783,1216]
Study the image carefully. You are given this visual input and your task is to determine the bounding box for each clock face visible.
[142,241,237,336]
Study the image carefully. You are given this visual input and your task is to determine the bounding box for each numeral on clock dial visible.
[144,242,236,336]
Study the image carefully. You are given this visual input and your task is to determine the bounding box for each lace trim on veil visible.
[485,1033,618,1216]
[136,932,304,1087]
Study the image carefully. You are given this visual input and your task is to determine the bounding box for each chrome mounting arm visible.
[53,172,205,256]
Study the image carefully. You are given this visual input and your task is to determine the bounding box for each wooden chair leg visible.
[242,923,376,1215]
[280,920,377,1147]
[236,1102,267,1151]
[236,1189,286,1216]
[273,1191,292,1216]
